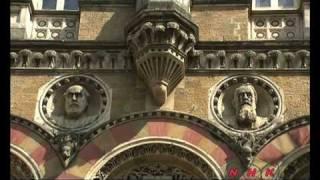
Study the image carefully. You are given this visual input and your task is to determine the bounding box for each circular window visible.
[255,20,265,27]
[51,32,60,38]
[287,32,295,38]
[67,21,75,27]
[37,32,45,38]
[257,32,265,39]
[272,32,280,39]
[66,32,74,39]
[38,21,47,27]
[271,20,280,27]
[286,20,295,27]
[53,21,62,27]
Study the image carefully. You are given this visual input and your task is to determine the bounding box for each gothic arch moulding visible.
[85,138,224,180]
[209,74,285,133]
[34,74,112,133]
[11,144,42,180]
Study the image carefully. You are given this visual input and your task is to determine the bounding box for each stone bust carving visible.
[64,85,90,119]
[233,83,267,129]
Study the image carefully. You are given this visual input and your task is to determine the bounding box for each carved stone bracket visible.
[126,9,198,105]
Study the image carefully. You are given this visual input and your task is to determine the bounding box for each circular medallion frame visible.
[38,74,111,132]
[210,75,284,133]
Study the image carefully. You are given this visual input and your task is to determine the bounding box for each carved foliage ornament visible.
[37,74,111,132]
[210,75,284,132]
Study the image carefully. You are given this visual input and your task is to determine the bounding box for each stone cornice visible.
[11,40,309,50]
[196,40,309,50]
[10,40,309,72]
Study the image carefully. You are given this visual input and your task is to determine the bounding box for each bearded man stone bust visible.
[64,85,90,119]
[52,85,98,129]
[233,83,267,129]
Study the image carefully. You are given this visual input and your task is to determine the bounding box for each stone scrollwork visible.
[35,74,112,133]
[210,75,284,132]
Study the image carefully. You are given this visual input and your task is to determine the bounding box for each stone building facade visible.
[10,0,310,179]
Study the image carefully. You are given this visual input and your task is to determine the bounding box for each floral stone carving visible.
[210,75,284,132]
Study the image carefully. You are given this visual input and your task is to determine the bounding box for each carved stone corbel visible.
[296,50,309,68]
[10,52,18,67]
[19,49,32,67]
[256,53,267,68]
[283,52,295,68]
[268,50,282,69]
[245,50,256,68]
[44,50,57,68]
[217,50,226,68]
[71,50,83,69]
[126,13,198,106]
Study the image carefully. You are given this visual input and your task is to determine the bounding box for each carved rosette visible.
[127,17,198,105]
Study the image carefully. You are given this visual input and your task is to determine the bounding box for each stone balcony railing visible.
[10,40,309,71]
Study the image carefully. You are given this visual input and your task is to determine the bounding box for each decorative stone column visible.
[126,0,198,106]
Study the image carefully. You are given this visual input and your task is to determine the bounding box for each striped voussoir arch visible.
[10,116,63,179]
[253,116,310,169]
[57,118,240,179]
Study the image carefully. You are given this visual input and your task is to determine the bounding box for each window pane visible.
[256,0,271,7]
[279,0,294,7]
[42,0,57,9]
[64,0,79,10]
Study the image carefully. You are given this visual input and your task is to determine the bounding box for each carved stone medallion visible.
[36,74,111,132]
[209,75,284,132]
